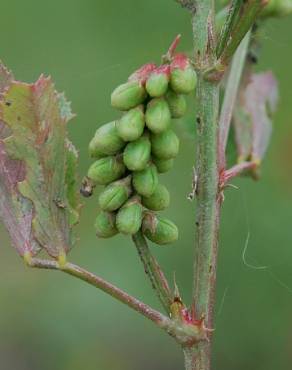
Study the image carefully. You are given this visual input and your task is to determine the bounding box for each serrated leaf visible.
[0,67,80,259]
[233,71,279,163]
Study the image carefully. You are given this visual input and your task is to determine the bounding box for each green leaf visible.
[0,67,80,260]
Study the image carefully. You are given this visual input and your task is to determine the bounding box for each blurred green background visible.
[0,1,292,369]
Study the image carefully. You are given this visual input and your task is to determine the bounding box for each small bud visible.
[95,211,118,238]
[89,121,125,157]
[151,129,179,160]
[116,105,145,142]
[123,135,151,171]
[133,163,158,197]
[98,176,132,211]
[152,157,174,173]
[111,81,147,111]
[142,184,170,211]
[145,65,170,98]
[87,155,126,185]
[145,98,171,134]
[142,212,178,245]
[116,196,143,235]
[80,176,96,197]
[170,54,197,94]
[165,90,187,118]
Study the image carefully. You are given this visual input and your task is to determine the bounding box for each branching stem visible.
[29,258,172,329]
[132,232,173,314]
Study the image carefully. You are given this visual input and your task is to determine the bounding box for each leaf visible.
[233,71,279,164]
[0,65,41,258]
[0,65,80,260]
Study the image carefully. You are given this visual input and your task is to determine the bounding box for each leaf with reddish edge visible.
[0,65,80,261]
[233,71,279,164]
[0,64,41,258]
[128,63,157,85]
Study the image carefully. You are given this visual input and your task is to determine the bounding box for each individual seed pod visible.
[98,176,132,211]
[145,65,170,98]
[128,63,157,84]
[170,54,197,94]
[95,211,118,238]
[151,129,179,159]
[111,80,147,111]
[89,121,125,157]
[116,105,145,142]
[142,212,178,245]
[88,142,106,159]
[123,134,151,171]
[152,156,174,173]
[145,97,171,134]
[87,155,126,185]
[116,196,143,235]
[132,163,158,197]
[142,184,170,211]
[165,89,187,118]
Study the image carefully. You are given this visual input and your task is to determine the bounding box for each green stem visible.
[216,0,243,58]
[132,231,173,314]
[218,0,264,67]
[191,1,220,369]
[192,77,220,370]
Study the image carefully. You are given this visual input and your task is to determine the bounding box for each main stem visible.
[191,76,220,370]
[187,1,220,369]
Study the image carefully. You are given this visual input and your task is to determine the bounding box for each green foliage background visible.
[0,1,291,369]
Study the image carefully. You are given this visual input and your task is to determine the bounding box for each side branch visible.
[29,258,171,330]
[217,0,265,68]
[132,232,173,314]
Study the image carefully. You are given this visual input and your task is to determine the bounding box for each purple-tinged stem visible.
[29,258,170,329]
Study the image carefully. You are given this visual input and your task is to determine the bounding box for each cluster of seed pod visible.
[81,53,197,245]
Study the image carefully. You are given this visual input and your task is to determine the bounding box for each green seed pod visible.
[145,98,171,134]
[98,176,132,211]
[151,130,179,160]
[142,184,170,211]
[152,157,174,173]
[165,90,187,118]
[145,65,170,98]
[116,105,145,141]
[123,135,151,171]
[116,196,143,235]
[128,63,157,84]
[95,211,118,238]
[142,212,178,245]
[170,54,197,94]
[111,81,147,111]
[132,164,158,197]
[89,121,125,157]
[87,155,126,185]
